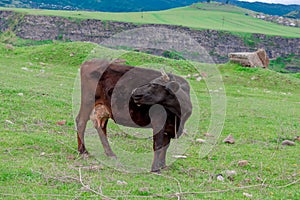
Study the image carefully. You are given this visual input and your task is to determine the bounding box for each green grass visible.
[269,55,300,74]
[1,3,300,38]
[0,42,300,199]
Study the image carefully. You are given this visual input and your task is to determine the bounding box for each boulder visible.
[229,49,269,68]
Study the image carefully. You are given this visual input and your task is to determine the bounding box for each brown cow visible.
[76,59,192,172]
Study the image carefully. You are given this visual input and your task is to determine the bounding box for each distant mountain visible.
[284,10,300,19]
[232,0,300,17]
[0,0,299,17]
[0,0,200,12]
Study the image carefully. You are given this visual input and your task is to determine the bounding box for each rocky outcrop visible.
[0,10,299,63]
[229,49,269,68]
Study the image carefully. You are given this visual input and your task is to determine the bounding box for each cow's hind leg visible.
[96,119,116,158]
[76,105,93,154]
[91,104,116,158]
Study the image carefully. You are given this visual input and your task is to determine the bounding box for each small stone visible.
[40,152,45,156]
[117,180,128,185]
[256,177,262,182]
[70,52,75,57]
[5,120,14,125]
[243,192,253,198]
[238,160,249,167]
[216,174,224,181]
[281,140,295,146]
[56,120,66,126]
[196,77,202,81]
[21,67,29,71]
[223,134,235,144]
[172,155,187,159]
[196,138,206,143]
[225,170,237,176]
[17,93,24,96]
[203,132,213,137]
[193,73,199,77]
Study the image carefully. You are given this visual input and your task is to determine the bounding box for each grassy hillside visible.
[1,0,300,16]
[1,3,300,37]
[0,41,299,199]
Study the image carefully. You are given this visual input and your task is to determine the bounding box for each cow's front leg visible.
[151,131,170,173]
[159,134,170,169]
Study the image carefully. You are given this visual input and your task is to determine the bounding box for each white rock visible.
[117,180,128,185]
[40,152,46,156]
[5,120,14,124]
[243,192,253,198]
[17,93,24,96]
[21,67,29,71]
[196,77,202,81]
[172,155,187,159]
[225,170,237,176]
[216,174,224,181]
[282,140,295,146]
[196,138,206,143]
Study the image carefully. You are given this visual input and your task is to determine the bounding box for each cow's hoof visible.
[150,169,161,174]
[109,155,117,160]
[105,152,117,159]
[161,165,168,170]
[78,147,89,155]
[79,152,90,159]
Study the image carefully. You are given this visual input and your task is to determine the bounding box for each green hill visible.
[0,41,299,199]
[1,3,300,37]
[1,0,300,17]
[284,10,300,19]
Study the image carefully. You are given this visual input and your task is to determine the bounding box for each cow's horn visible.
[160,68,170,81]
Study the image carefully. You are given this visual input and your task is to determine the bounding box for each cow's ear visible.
[166,81,180,93]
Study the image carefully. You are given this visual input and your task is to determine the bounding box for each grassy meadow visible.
[0,41,299,199]
[1,3,300,38]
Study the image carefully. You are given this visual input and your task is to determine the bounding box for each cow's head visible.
[131,70,180,106]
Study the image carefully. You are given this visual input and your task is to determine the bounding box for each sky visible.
[239,0,300,5]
